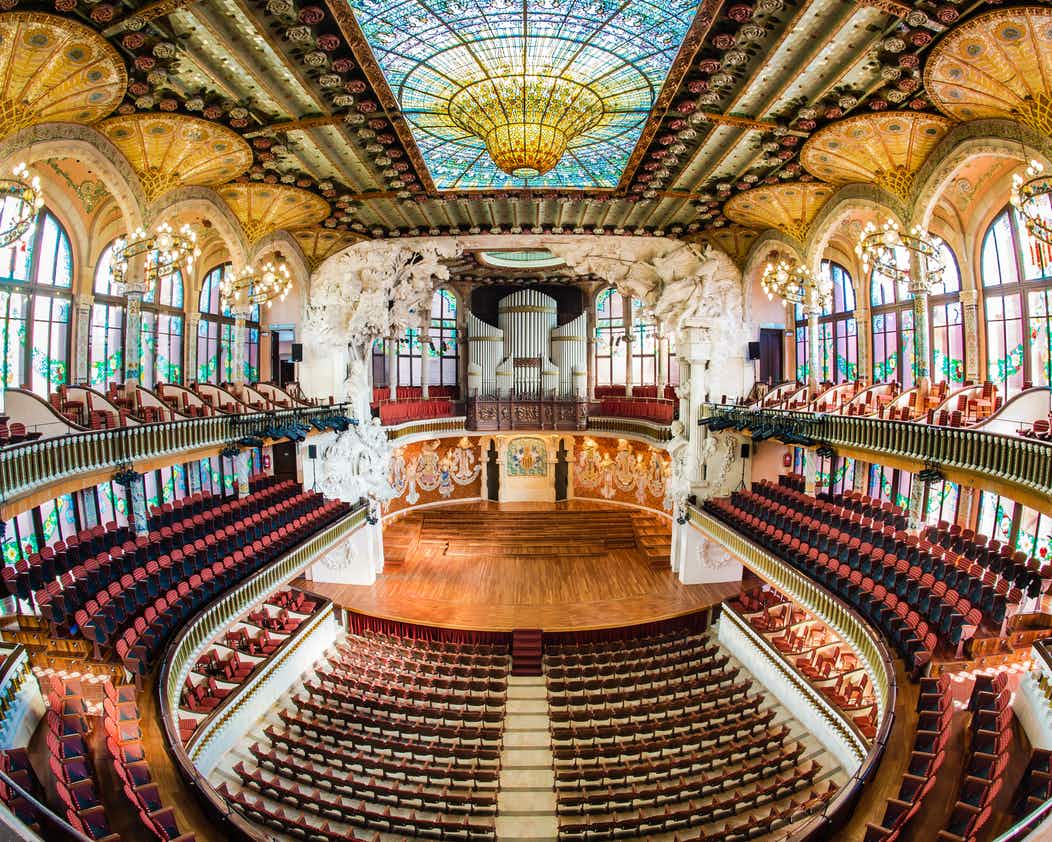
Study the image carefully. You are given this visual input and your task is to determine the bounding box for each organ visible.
[467,289,587,399]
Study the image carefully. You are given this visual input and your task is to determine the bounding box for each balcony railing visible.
[0,403,351,510]
[705,404,1052,503]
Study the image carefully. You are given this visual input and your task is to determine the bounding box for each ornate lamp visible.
[448,75,603,177]
[761,259,831,312]
[0,163,43,249]
[111,222,199,288]
[220,261,292,310]
[856,218,944,291]
[1011,160,1052,267]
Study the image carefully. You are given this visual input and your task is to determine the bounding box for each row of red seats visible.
[45,677,120,842]
[0,747,42,832]
[594,385,678,400]
[104,682,195,841]
[0,421,40,447]
[378,398,454,424]
[597,397,675,423]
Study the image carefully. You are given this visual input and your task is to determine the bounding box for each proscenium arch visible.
[0,122,147,237]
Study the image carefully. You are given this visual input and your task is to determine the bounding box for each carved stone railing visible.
[381,414,673,445]
[157,503,366,840]
[0,404,351,514]
[690,506,896,840]
[588,415,674,442]
[705,403,1052,506]
[384,417,468,441]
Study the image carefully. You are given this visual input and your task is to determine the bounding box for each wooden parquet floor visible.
[297,500,741,631]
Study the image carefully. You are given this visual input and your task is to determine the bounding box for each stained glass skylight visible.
[478,249,566,268]
[347,0,698,190]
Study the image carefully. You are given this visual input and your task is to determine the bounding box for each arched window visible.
[595,287,626,387]
[140,256,184,386]
[197,264,259,383]
[870,247,915,387]
[90,243,124,388]
[930,243,964,385]
[981,203,1052,394]
[794,260,857,384]
[392,289,460,388]
[628,299,658,386]
[0,208,72,396]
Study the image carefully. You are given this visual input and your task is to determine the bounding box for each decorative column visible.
[622,296,634,396]
[958,288,981,383]
[456,295,468,399]
[852,459,868,494]
[123,281,146,390]
[187,462,201,495]
[73,293,93,385]
[804,304,821,393]
[231,304,250,385]
[656,330,668,396]
[129,474,149,536]
[259,324,272,383]
[185,313,200,384]
[235,450,251,499]
[586,305,596,401]
[908,477,926,530]
[387,337,398,401]
[803,450,818,496]
[908,248,932,392]
[419,326,430,399]
[956,485,976,529]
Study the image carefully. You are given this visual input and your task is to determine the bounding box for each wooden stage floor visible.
[296,500,741,632]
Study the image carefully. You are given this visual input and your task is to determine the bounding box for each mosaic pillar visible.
[803,450,818,496]
[185,314,199,384]
[908,249,931,391]
[805,306,821,393]
[852,459,867,494]
[956,485,976,529]
[231,305,251,385]
[129,475,149,537]
[236,450,251,499]
[958,288,981,383]
[73,294,93,385]
[908,477,926,531]
[855,300,870,385]
[187,461,201,495]
[123,282,145,390]
[419,326,430,400]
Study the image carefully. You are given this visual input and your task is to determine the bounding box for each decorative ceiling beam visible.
[854,0,912,18]
[103,0,202,36]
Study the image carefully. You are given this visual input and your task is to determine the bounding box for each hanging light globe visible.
[1011,160,1052,267]
[0,163,43,249]
[220,260,292,309]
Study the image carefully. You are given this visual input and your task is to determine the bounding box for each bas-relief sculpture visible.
[315,418,396,526]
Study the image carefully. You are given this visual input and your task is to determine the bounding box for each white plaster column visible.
[309,519,385,585]
[419,326,430,399]
[185,313,199,384]
[235,450,251,499]
[958,288,980,383]
[623,296,634,396]
[123,281,146,390]
[73,293,93,386]
[387,337,398,402]
[656,331,669,396]
[908,477,926,530]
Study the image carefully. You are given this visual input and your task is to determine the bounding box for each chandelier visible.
[1011,160,1052,267]
[111,222,199,288]
[220,261,292,309]
[448,75,604,178]
[856,219,944,289]
[761,259,831,312]
[0,163,43,249]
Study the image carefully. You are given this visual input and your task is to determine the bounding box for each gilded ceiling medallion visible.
[799,112,954,204]
[218,183,330,244]
[0,12,126,140]
[723,182,834,243]
[686,226,759,269]
[292,228,367,272]
[97,113,253,204]
[925,6,1052,138]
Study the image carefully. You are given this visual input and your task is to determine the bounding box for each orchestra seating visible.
[704,478,1022,672]
[1013,747,1052,819]
[18,477,351,681]
[546,630,840,841]
[104,680,196,842]
[215,629,509,841]
[0,747,43,832]
[598,397,676,424]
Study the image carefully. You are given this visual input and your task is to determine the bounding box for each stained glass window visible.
[0,208,72,396]
[348,0,697,190]
[930,243,964,385]
[981,204,1052,394]
[1016,506,1052,562]
[198,264,259,384]
[828,456,855,496]
[141,264,183,387]
[795,261,857,385]
[596,287,626,387]
[428,289,458,388]
[923,479,959,526]
[630,300,658,387]
[870,247,917,388]
[978,491,1015,545]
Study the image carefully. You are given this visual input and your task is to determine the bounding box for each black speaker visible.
[740,443,751,459]
[307,444,317,459]
[747,341,761,360]
[291,343,303,362]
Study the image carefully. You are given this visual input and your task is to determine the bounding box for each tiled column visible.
[129,474,149,536]
[73,294,93,385]
[123,282,146,390]
[958,288,981,383]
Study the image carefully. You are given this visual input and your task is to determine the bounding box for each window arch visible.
[196,264,259,384]
[795,260,857,384]
[427,288,458,387]
[595,286,626,387]
[870,246,915,388]
[929,242,964,385]
[981,203,1052,394]
[0,207,72,397]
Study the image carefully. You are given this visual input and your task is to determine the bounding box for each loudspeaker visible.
[747,341,761,361]
[291,343,303,362]
[740,443,751,459]
[307,444,317,459]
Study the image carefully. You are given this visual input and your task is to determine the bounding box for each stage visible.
[296,501,742,632]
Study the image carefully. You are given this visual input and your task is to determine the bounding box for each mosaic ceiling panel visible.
[345,0,699,190]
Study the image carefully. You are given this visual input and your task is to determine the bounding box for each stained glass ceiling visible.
[347,0,699,190]
[478,249,566,268]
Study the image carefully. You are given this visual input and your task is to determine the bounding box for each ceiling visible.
[25,0,1001,238]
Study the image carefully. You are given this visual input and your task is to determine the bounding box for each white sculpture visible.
[664,419,693,519]
[316,419,396,519]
